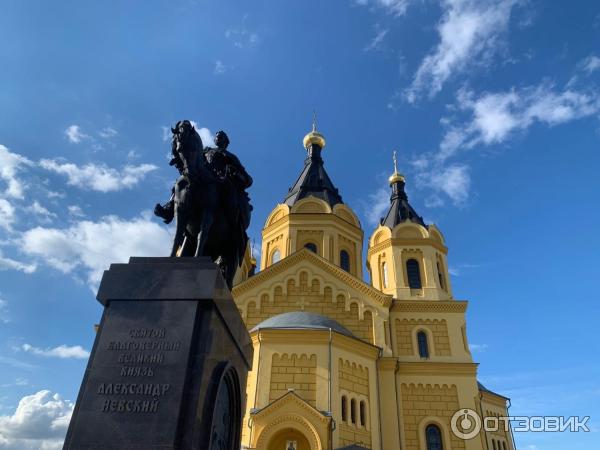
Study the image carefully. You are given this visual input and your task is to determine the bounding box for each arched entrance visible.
[267,427,311,450]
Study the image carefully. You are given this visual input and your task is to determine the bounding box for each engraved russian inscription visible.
[98,327,182,414]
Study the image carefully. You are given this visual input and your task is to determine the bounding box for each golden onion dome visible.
[389,171,405,184]
[303,112,326,149]
[303,129,326,149]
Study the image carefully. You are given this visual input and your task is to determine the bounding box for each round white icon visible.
[451,408,482,440]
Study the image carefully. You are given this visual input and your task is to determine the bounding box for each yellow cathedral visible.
[231,124,515,450]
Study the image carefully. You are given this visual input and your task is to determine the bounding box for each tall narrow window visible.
[437,260,446,290]
[340,250,350,272]
[425,424,443,450]
[304,242,317,253]
[350,399,356,424]
[502,442,507,450]
[492,441,497,450]
[359,400,366,427]
[406,258,422,289]
[271,249,280,264]
[382,262,388,288]
[417,330,429,358]
[341,396,347,422]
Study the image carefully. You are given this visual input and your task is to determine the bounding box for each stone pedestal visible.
[63,257,253,450]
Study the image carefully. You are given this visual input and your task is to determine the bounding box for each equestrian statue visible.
[154,120,252,289]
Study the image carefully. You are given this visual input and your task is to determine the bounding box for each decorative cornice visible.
[377,357,399,371]
[233,248,392,307]
[391,300,468,313]
[480,390,510,405]
[397,362,478,376]
[367,237,447,255]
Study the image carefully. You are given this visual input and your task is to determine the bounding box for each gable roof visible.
[232,248,392,308]
[250,390,330,424]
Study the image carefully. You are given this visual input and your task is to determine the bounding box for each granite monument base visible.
[63,257,253,450]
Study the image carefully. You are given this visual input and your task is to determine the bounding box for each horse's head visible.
[171,120,203,157]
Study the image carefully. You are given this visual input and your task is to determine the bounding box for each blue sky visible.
[1,0,599,448]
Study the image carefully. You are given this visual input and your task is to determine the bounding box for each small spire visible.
[389,150,405,185]
[303,111,326,150]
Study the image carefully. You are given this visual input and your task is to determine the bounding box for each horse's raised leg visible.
[194,211,214,257]
[170,209,185,257]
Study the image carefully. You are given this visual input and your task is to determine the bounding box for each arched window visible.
[425,424,443,450]
[417,330,429,358]
[492,440,497,450]
[382,262,388,288]
[271,249,280,264]
[304,242,317,253]
[341,396,347,422]
[340,250,350,272]
[359,400,367,427]
[406,258,422,289]
[350,398,356,424]
[437,260,446,290]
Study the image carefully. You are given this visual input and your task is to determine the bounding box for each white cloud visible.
[162,123,213,147]
[98,127,118,139]
[67,205,85,218]
[214,60,228,75]
[0,251,36,274]
[188,122,214,147]
[64,125,89,144]
[0,200,15,231]
[0,390,72,450]
[0,378,29,388]
[0,145,32,199]
[469,343,489,353]
[225,28,260,48]
[439,83,600,161]
[416,164,470,205]
[22,214,171,287]
[161,126,171,142]
[21,344,89,360]
[0,298,8,324]
[364,27,389,52]
[580,54,600,74]
[365,187,391,226]
[406,0,520,102]
[28,202,57,222]
[356,0,411,16]
[448,262,484,275]
[424,194,444,208]
[39,159,157,193]
[46,191,65,200]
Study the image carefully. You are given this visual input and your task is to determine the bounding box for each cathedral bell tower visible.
[367,154,452,300]
[260,119,364,277]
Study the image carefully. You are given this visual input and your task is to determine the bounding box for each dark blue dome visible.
[251,311,353,337]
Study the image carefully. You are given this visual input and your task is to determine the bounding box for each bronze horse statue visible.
[154,121,252,288]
